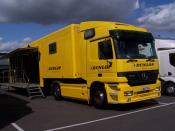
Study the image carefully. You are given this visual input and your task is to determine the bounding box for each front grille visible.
[136,90,150,94]
[119,70,158,86]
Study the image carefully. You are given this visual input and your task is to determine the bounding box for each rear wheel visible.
[164,82,175,96]
[93,87,107,109]
[51,81,62,100]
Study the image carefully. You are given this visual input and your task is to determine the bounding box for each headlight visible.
[155,86,161,91]
[124,91,133,96]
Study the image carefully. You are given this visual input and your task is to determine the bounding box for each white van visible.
[155,39,175,96]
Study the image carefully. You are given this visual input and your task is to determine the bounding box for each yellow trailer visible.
[9,21,161,108]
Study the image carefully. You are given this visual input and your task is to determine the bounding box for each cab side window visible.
[98,39,113,60]
[49,42,57,54]
[169,53,175,67]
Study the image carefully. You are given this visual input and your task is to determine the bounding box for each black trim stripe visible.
[90,36,110,42]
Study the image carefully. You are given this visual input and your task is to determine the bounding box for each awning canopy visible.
[9,47,38,57]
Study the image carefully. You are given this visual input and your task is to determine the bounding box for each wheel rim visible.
[94,90,105,105]
[167,86,175,94]
[53,85,60,97]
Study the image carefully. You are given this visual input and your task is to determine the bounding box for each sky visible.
[0,0,175,52]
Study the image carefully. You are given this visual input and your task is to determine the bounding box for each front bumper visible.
[105,80,161,104]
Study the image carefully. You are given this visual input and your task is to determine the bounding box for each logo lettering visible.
[48,66,61,70]
[133,63,154,67]
[91,62,113,70]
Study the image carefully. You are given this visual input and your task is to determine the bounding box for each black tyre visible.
[93,88,107,109]
[164,82,175,96]
[52,82,62,100]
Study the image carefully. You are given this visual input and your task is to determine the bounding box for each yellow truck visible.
[8,21,161,108]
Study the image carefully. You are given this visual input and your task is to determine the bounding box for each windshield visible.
[111,30,157,59]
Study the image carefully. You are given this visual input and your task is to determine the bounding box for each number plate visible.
[142,87,150,91]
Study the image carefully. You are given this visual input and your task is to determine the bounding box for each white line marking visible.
[158,102,170,105]
[45,101,175,131]
[11,123,24,131]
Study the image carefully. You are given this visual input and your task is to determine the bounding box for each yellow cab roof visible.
[79,21,148,32]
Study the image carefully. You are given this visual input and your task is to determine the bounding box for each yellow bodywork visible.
[26,21,160,104]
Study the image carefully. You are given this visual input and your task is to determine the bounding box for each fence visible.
[0,70,29,83]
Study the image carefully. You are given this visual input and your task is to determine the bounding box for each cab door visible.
[86,38,116,79]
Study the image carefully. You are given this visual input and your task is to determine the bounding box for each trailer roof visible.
[9,47,38,56]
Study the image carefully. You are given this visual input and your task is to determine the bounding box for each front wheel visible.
[93,88,107,109]
[164,82,175,96]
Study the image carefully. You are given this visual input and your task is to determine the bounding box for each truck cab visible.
[155,39,175,96]
[81,22,161,105]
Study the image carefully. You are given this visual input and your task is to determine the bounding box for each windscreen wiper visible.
[127,59,138,63]
[146,57,155,62]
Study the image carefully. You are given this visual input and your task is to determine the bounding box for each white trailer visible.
[155,39,175,95]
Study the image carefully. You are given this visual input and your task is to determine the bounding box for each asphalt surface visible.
[1,88,175,131]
